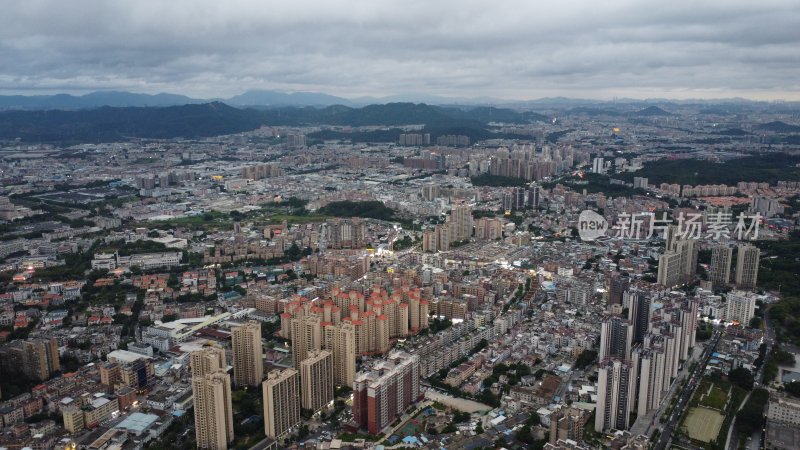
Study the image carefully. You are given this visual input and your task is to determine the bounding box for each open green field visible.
[699,383,729,410]
[682,407,724,443]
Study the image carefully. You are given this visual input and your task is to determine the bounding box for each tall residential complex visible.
[725,290,757,325]
[422,223,451,252]
[281,288,428,364]
[353,351,421,435]
[710,245,733,289]
[599,317,633,361]
[608,274,630,305]
[21,338,60,381]
[527,183,541,208]
[626,290,651,345]
[448,202,473,242]
[263,368,301,440]
[290,314,323,369]
[191,346,233,450]
[324,322,357,387]
[300,350,334,412]
[192,371,234,450]
[735,243,760,290]
[231,321,263,387]
[674,239,698,283]
[656,251,682,288]
[595,358,635,432]
[191,345,226,377]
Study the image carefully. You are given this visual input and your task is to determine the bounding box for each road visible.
[725,307,775,450]
[630,344,702,437]
[653,330,723,450]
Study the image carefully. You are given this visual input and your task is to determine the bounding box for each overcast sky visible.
[1,0,799,100]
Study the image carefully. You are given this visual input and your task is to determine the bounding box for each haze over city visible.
[1,0,799,100]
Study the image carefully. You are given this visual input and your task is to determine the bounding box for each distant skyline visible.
[1,0,799,101]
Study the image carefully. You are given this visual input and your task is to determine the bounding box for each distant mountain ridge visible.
[2,89,799,110]
[0,101,549,143]
[0,91,205,110]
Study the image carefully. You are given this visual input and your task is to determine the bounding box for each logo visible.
[578,210,608,241]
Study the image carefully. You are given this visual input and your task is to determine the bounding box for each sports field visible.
[699,384,729,410]
[682,407,724,443]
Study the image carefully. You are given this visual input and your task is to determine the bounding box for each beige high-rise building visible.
[263,368,300,439]
[735,243,760,290]
[657,251,682,288]
[300,350,334,412]
[191,345,226,378]
[674,239,697,283]
[725,290,757,325]
[710,245,732,289]
[22,338,60,381]
[475,217,503,240]
[324,322,357,387]
[422,223,451,253]
[449,203,473,242]
[231,321,263,387]
[291,315,322,369]
[193,370,234,450]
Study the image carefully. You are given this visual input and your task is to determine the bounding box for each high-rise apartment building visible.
[353,351,421,435]
[420,184,440,201]
[735,244,759,290]
[725,290,757,325]
[595,358,635,432]
[191,345,234,450]
[324,322,357,387]
[599,317,633,361]
[592,157,605,174]
[300,350,334,412]
[674,239,697,283]
[656,251,682,287]
[263,368,301,439]
[231,321,263,387]
[527,183,541,208]
[630,345,666,417]
[22,338,60,381]
[626,291,651,345]
[710,245,733,289]
[474,217,503,240]
[191,345,226,378]
[193,370,234,450]
[608,275,629,305]
[422,223,450,253]
[448,203,473,242]
[290,315,323,369]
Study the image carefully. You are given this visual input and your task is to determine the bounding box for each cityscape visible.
[1,2,800,450]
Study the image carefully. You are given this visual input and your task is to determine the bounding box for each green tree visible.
[728,367,754,391]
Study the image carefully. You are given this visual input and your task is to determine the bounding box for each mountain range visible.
[1,89,798,110]
[0,102,549,143]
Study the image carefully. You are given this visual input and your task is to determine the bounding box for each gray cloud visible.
[0,0,798,100]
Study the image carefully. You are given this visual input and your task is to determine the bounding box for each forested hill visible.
[0,102,548,143]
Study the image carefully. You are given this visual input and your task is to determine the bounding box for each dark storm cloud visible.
[0,0,798,99]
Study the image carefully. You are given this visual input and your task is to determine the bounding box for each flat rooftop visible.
[115,412,159,433]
